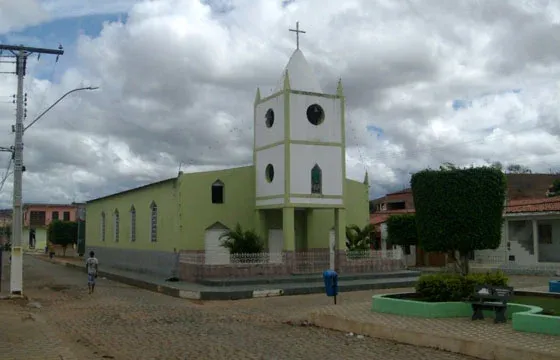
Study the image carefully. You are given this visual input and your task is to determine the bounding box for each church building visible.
[85,29,370,279]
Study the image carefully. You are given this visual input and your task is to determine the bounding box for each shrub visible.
[219,223,264,254]
[415,271,509,302]
[47,220,78,256]
[345,223,375,251]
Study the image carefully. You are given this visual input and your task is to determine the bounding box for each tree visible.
[0,224,11,239]
[547,179,560,197]
[219,223,264,254]
[485,161,532,174]
[47,220,78,256]
[345,223,375,251]
[386,214,417,254]
[439,162,458,171]
[411,166,507,275]
[505,163,532,174]
[489,161,503,171]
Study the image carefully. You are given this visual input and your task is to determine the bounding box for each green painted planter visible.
[372,293,560,336]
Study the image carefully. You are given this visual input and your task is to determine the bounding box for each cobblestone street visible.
[1,255,483,359]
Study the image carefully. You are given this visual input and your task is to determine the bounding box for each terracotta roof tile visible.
[506,197,560,213]
[370,209,415,224]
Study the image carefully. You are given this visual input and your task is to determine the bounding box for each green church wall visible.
[179,166,256,250]
[85,169,368,254]
[86,178,181,252]
[345,178,370,229]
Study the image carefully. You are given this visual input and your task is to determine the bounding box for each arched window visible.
[311,164,322,194]
[150,201,157,242]
[211,179,224,204]
[100,211,106,242]
[113,209,120,242]
[130,205,136,242]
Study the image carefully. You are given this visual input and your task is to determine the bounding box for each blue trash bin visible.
[549,280,560,293]
[323,269,339,304]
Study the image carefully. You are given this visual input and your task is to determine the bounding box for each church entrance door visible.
[204,226,230,265]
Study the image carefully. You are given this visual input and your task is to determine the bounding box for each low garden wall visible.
[179,249,406,281]
[371,293,560,336]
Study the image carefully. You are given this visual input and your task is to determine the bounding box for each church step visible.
[197,276,420,300]
[197,270,421,287]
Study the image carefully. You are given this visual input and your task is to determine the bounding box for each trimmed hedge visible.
[47,220,78,248]
[386,214,417,247]
[415,271,509,302]
[410,166,507,254]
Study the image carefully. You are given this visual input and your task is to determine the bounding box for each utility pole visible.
[0,44,64,295]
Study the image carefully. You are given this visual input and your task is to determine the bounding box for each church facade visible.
[85,46,372,280]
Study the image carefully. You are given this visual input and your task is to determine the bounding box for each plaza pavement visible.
[0,254,481,360]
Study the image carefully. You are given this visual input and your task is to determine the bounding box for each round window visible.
[265,108,274,128]
[265,164,274,183]
[306,104,325,125]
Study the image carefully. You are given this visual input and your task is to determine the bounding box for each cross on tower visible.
[289,21,306,50]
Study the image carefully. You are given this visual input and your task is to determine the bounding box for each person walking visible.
[85,251,99,294]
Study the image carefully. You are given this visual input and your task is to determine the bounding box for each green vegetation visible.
[47,220,78,256]
[386,214,417,253]
[511,295,560,316]
[220,223,264,254]
[415,271,509,302]
[345,223,375,251]
[411,166,507,275]
[547,179,560,197]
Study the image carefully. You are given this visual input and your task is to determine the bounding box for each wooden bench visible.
[470,285,514,324]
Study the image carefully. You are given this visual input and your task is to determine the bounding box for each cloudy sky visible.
[0,0,560,207]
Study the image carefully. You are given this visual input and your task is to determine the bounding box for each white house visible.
[474,197,560,273]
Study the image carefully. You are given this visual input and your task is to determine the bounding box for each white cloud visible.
[0,0,49,33]
[1,0,560,207]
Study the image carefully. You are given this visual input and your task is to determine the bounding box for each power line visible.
[0,158,13,192]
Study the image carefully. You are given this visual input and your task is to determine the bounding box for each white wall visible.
[255,95,285,148]
[289,95,342,143]
[474,220,536,265]
[289,144,343,196]
[255,145,285,198]
[508,219,537,265]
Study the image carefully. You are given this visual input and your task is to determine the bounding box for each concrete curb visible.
[309,312,560,360]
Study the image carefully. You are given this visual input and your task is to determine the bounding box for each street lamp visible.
[10,85,99,296]
[24,86,99,132]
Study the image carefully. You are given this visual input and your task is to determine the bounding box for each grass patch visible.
[511,295,560,316]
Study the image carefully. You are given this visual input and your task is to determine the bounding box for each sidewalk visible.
[33,254,293,300]
[309,302,560,360]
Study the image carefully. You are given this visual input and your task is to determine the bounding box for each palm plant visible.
[219,223,264,254]
[345,223,375,252]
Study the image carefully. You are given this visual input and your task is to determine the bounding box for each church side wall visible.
[180,166,255,250]
[85,179,181,278]
[345,178,370,229]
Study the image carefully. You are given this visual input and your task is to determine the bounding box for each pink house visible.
[23,203,79,249]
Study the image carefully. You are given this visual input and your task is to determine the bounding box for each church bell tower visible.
[252,22,347,254]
